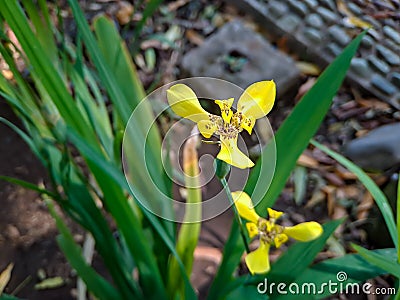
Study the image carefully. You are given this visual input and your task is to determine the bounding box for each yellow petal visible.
[283,221,323,242]
[240,116,255,135]
[197,120,218,138]
[274,233,288,248]
[231,191,260,224]
[267,208,283,221]
[246,222,259,239]
[217,136,254,169]
[167,84,209,123]
[215,98,234,123]
[245,241,271,274]
[237,80,276,119]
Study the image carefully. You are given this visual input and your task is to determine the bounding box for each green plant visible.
[0,1,396,299]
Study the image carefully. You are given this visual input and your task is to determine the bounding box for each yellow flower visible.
[166,81,276,169]
[231,191,323,274]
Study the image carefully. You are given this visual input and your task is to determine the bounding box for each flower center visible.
[258,218,284,244]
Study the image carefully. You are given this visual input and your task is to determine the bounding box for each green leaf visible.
[352,244,400,278]
[311,139,397,248]
[0,176,58,199]
[397,173,400,262]
[46,199,122,299]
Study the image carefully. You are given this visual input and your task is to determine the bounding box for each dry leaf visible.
[297,153,319,168]
[185,29,204,46]
[357,192,374,220]
[115,1,134,25]
[0,263,14,295]
[295,77,317,101]
[296,62,321,75]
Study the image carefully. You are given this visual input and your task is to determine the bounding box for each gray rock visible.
[181,21,301,95]
[347,2,362,15]
[277,15,302,33]
[316,7,337,23]
[361,35,374,49]
[383,26,400,44]
[320,0,336,10]
[305,14,324,29]
[303,28,323,44]
[385,39,400,53]
[350,58,371,78]
[368,56,390,74]
[268,1,288,18]
[390,73,400,88]
[328,25,351,46]
[304,0,317,8]
[371,74,397,95]
[326,43,342,57]
[343,123,400,171]
[287,0,308,17]
[376,45,400,66]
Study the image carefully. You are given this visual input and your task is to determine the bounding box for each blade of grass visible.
[311,139,397,248]
[46,199,123,299]
[398,173,400,262]
[352,244,400,278]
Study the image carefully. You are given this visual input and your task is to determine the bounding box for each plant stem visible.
[220,177,250,254]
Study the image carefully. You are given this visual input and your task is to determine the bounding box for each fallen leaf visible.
[296,62,321,75]
[0,263,14,295]
[295,78,316,101]
[34,277,64,290]
[115,1,134,25]
[297,152,319,168]
[185,29,204,46]
[357,191,374,220]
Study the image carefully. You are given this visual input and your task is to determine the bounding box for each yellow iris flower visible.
[166,81,276,169]
[232,191,323,274]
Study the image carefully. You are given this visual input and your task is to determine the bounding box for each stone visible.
[390,73,400,88]
[305,14,324,29]
[385,39,399,53]
[316,7,337,23]
[326,43,342,57]
[383,26,400,44]
[350,58,371,78]
[368,56,390,74]
[347,2,362,15]
[268,1,288,18]
[303,28,323,44]
[304,0,317,8]
[277,15,302,33]
[320,0,336,10]
[287,0,308,17]
[328,25,351,46]
[343,123,400,171]
[371,74,397,95]
[376,45,400,66]
[181,21,301,95]
[361,35,374,49]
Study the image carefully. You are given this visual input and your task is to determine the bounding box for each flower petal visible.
[215,98,234,123]
[267,208,283,221]
[246,222,259,239]
[283,221,323,242]
[237,80,276,120]
[240,116,255,135]
[197,120,218,138]
[274,233,288,248]
[217,136,254,169]
[231,191,260,224]
[245,241,271,274]
[167,84,209,123]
